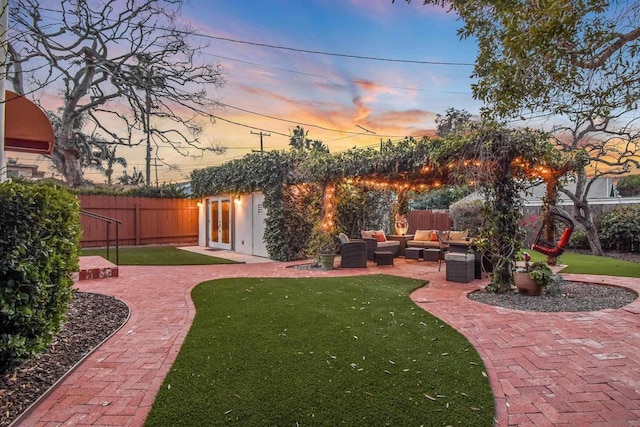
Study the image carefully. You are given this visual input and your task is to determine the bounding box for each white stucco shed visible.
[197,191,269,258]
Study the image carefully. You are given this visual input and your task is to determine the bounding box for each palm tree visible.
[289,125,310,150]
[310,139,329,153]
[98,146,128,185]
[118,167,145,186]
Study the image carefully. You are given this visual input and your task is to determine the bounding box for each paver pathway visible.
[15,259,640,426]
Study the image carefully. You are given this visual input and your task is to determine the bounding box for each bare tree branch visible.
[8,0,226,186]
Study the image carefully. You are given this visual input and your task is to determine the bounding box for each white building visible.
[197,192,269,258]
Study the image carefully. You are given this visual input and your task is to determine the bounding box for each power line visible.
[34,5,473,66]
[196,33,474,66]
[218,103,405,138]
[212,115,289,137]
[206,52,472,95]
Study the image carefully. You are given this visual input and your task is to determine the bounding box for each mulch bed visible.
[0,292,129,427]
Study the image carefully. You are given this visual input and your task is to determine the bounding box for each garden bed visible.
[469,281,638,312]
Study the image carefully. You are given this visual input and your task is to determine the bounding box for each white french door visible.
[208,198,232,250]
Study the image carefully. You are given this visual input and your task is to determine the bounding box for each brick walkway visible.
[16,258,640,426]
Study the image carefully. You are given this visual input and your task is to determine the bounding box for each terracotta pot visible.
[513,272,542,296]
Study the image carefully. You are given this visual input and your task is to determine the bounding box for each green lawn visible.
[528,250,640,277]
[145,275,494,426]
[80,246,239,265]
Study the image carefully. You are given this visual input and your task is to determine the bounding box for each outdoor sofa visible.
[406,229,469,250]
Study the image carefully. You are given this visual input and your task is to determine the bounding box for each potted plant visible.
[513,252,553,296]
[308,226,338,270]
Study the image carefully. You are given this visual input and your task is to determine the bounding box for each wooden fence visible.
[78,195,199,247]
[407,210,452,232]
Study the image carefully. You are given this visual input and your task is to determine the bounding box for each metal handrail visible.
[80,210,122,265]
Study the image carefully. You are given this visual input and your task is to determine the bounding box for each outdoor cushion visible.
[448,230,468,240]
[406,240,441,249]
[361,230,375,239]
[338,233,350,244]
[413,229,432,241]
[377,240,400,248]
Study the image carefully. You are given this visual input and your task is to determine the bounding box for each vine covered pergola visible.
[191,123,585,292]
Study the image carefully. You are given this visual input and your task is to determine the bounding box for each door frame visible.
[207,197,232,250]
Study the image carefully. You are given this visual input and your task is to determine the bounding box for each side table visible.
[387,234,414,257]
[444,253,475,283]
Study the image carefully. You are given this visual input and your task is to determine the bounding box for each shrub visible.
[449,198,484,233]
[597,205,640,250]
[567,228,590,250]
[73,183,189,198]
[0,181,82,371]
[409,185,472,210]
[616,175,640,197]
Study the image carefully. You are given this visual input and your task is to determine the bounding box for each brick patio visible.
[15,252,640,426]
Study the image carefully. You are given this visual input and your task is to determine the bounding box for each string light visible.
[321,183,337,231]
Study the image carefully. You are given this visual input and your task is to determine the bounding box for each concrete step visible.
[75,256,119,281]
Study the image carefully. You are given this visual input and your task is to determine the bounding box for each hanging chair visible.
[531,206,574,257]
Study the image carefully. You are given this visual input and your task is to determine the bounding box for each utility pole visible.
[153,155,163,186]
[145,85,151,186]
[250,130,270,152]
[0,0,8,182]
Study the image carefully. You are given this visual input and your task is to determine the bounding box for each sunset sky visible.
[13,1,483,184]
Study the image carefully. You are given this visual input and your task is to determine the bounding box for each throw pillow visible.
[429,231,439,241]
[375,230,387,241]
[372,231,385,242]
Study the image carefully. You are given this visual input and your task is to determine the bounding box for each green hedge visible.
[598,205,640,251]
[616,175,640,197]
[0,181,82,371]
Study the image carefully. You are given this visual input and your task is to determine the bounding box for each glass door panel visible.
[221,200,230,244]
[210,201,219,243]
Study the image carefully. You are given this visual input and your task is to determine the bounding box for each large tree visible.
[402,0,640,255]
[8,0,226,187]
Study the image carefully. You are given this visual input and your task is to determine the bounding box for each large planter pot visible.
[513,272,542,296]
[319,253,336,270]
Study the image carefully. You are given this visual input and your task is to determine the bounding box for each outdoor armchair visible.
[337,233,368,268]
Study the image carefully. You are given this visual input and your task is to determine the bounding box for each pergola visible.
[191,126,584,291]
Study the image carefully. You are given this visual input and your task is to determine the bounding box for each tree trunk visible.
[51,145,85,188]
[545,178,559,266]
[573,201,604,255]
[562,171,604,256]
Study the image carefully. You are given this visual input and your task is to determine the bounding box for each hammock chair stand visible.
[531,206,574,257]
